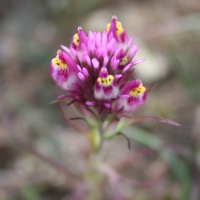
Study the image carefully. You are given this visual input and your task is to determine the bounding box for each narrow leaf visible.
[127,115,180,126]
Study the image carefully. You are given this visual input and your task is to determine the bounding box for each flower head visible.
[50,16,146,115]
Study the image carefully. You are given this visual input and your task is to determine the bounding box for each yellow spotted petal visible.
[73,33,80,46]
[97,75,114,86]
[106,23,111,32]
[116,21,124,36]
[52,57,68,70]
[129,85,146,97]
[120,56,128,65]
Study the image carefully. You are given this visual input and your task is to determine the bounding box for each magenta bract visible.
[50,16,146,114]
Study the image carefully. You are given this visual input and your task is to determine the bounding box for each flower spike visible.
[49,15,180,160]
[50,16,145,113]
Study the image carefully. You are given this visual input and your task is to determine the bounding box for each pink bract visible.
[50,16,146,114]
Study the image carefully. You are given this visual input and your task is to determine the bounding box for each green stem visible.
[90,128,102,152]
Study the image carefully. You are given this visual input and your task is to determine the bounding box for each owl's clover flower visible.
[50,16,181,152]
[50,16,146,115]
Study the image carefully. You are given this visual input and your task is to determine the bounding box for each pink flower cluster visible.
[50,16,146,114]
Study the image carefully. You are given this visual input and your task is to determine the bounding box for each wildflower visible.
[50,16,146,115]
[50,15,181,153]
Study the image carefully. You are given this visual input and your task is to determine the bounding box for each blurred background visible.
[0,0,200,199]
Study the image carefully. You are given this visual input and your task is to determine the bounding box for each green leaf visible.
[124,126,192,200]
[126,116,180,127]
